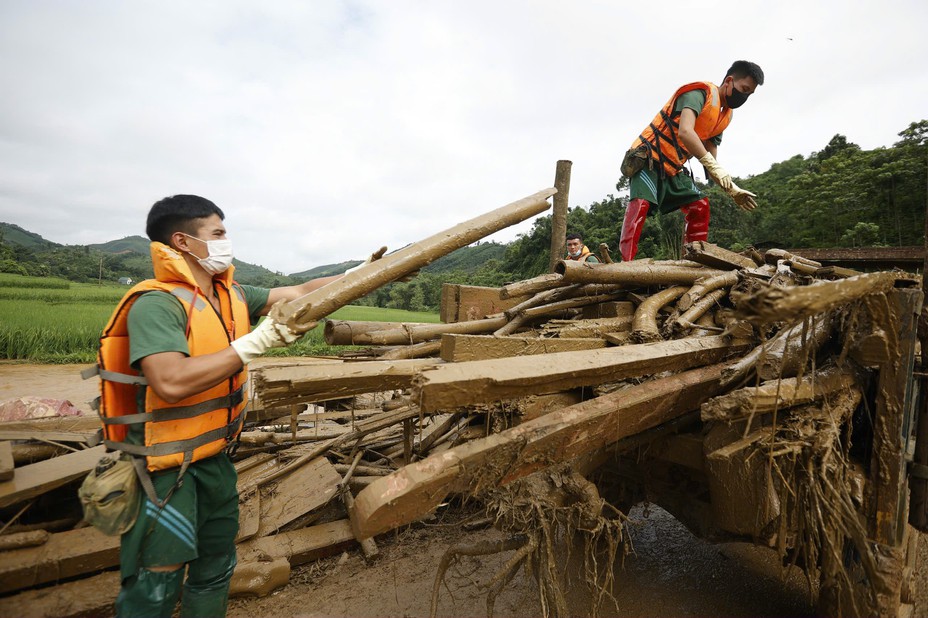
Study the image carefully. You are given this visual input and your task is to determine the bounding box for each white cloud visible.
[1,0,925,273]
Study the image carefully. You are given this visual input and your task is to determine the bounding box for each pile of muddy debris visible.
[0,241,922,618]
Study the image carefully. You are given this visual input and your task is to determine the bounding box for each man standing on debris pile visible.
[565,233,600,263]
[95,195,375,617]
[618,60,764,261]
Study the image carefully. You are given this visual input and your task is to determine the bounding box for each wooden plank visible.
[239,519,356,567]
[581,300,634,320]
[0,415,101,434]
[354,362,732,539]
[0,441,13,481]
[439,284,528,323]
[0,445,105,509]
[236,489,261,543]
[0,526,119,594]
[683,241,757,270]
[253,358,442,408]
[440,334,606,362]
[0,430,96,443]
[870,289,921,545]
[258,456,342,535]
[415,335,748,412]
[0,569,120,618]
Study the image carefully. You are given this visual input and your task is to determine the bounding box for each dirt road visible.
[2,361,924,617]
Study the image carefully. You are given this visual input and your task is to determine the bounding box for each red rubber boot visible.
[620,198,651,261]
[681,197,710,244]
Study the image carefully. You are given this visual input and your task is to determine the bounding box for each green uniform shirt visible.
[674,90,723,146]
[126,284,269,368]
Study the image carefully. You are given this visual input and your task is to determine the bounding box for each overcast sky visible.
[1,1,926,274]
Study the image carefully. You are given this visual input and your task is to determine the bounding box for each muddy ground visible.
[2,361,926,617]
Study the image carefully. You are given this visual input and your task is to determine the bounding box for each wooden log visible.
[378,340,442,360]
[548,160,571,272]
[353,362,732,539]
[0,445,105,509]
[253,358,442,408]
[0,441,13,481]
[519,292,624,320]
[673,288,728,334]
[701,365,860,423]
[556,258,726,286]
[499,273,566,300]
[734,271,913,326]
[0,526,119,594]
[541,316,632,338]
[273,188,556,332]
[323,320,431,344]
[328,316,508,346]
[0,529,49,551]
[721,314,835,387]
[630,286,688,343]
[683,241,757,270]
[440,334,606,362]
[414,335,748,412]
[678,270,739,311]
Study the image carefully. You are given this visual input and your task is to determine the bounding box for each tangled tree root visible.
[430,465,627,618]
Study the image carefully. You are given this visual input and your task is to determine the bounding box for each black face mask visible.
[726,86,749,109]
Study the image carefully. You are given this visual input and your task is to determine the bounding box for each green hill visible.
[0,223,59,250]
[89,235,150,255]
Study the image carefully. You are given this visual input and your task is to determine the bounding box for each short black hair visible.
[566,233,582,242]
[145,195,225,245]
[725,60,764,86]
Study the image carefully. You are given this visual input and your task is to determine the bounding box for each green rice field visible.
[0,273,440,363]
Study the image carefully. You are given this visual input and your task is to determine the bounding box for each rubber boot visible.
[116,567,185,618]
[680,197,710,244]
[619,198,651,261]
[180,552,237,618]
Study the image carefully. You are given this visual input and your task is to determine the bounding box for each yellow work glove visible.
[727,181,758,212]
[697,152,733,190]
[230,315,299,364]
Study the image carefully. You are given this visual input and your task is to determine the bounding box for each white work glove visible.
[727,181,758,212]
[697,152,733,190]
[230,316,300,364]
[345,246,388,275]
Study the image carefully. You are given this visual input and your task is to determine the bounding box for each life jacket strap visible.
[81,364,148,386]
[105,414,244,458]
[98,383,247,426]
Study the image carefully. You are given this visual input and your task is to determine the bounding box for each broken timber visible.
[555,258,727,285]
[439,334,606,362]
[413,335,749,412]
[352,362,733,539]
[0,444,105,509]
[273,188,556,333]
[324,316,508,346]
[253,358,441,407]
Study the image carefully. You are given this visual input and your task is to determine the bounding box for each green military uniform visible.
[116,285,268,618]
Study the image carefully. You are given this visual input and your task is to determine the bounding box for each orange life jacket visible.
[630,81,732,177]
[566,244,594,262]
[84,242,252,472]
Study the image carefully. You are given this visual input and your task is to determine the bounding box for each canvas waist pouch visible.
[620,144,650,178]
[78,453,140,536]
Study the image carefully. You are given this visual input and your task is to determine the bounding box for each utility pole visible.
[98,255,103,285]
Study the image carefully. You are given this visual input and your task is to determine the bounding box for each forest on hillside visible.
[2,120,925,312]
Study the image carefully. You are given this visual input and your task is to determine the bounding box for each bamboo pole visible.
[272,188,556,333]
[548,160,572,272]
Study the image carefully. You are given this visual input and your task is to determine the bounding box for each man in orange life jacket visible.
[97,195,387,617]
[618,60,764,261]
[565,233,600,263]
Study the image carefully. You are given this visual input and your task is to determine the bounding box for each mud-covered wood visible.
[0,444,105,509]
[414,335,748,412]
[273,188,556,333]
[556,258,726,285]
[683,241,757,270]
[253,358,441,407]
[353,362,732,539]
[440,334,605,362]
[548,160,571,272]
[0,441,13,481]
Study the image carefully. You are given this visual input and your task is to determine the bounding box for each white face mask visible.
[184,234,234,275]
